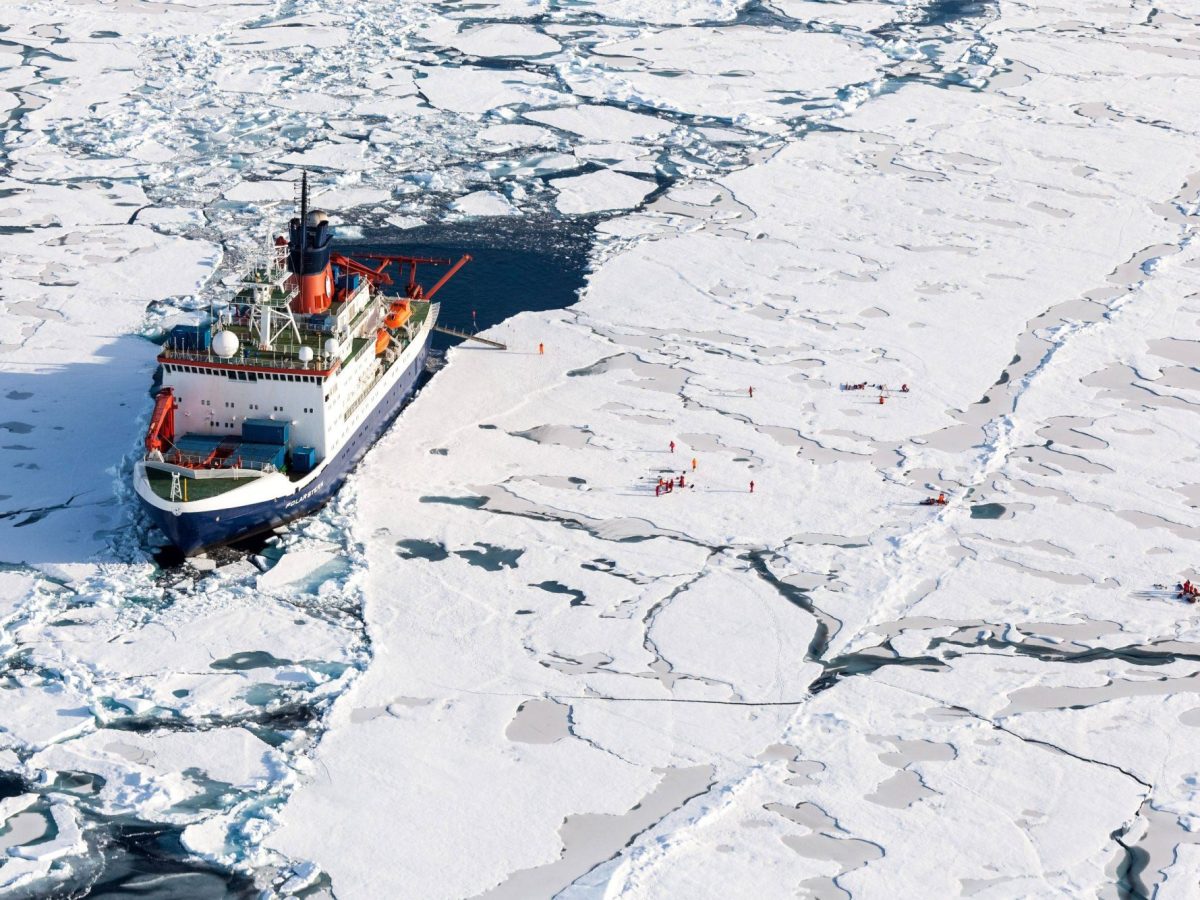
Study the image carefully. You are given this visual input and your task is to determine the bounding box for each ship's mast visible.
[242,182,303,351]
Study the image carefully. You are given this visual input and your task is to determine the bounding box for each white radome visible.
[298,346,314,363]
[211,329,239,358]
[324,338,338,358]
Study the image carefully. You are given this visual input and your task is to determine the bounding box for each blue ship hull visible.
[143,342,429,555]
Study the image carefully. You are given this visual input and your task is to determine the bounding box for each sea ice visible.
[526,105,675,142]
[553,169,657,214]
[439,23,562,59]
[3,0,1200,895]
[415,66,562,115]
[450,190,520,217]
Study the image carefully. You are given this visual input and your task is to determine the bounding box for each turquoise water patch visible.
[970,503,1007,519]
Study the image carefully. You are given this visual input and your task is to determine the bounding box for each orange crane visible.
[330,252,472,299]
[145,387,177,453]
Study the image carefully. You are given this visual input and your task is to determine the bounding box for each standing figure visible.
[669,440,676,453]
[750,480,755,493]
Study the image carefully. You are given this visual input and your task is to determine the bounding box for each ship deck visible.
[145,469,254,502]
[159,297,431,371]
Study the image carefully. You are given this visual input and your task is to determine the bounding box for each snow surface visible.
[2,0,1200,896]
[553,169,658,214]
[450,190,521,217]
[434,22,563,59]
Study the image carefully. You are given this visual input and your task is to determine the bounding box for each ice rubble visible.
[1,0,1199,896]
[571,27,888,121]
[414,67,562,116]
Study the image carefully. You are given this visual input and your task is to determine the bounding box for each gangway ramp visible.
[434,325,507,350]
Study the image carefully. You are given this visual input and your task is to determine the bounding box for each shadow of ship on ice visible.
[0,333,164,566]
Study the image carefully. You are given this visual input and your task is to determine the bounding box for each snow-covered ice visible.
[2,0,1200,896]
[553,169,658,214]
[451,190,521,217]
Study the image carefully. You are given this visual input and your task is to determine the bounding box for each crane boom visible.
[145,387,177,453]
[423,254,472,301]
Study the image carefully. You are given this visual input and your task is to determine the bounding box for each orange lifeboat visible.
[375,301,410,355]
[384,300,411,330]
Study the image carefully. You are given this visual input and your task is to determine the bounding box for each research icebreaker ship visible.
[135,178,469,555]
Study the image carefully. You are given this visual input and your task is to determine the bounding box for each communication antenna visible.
[299,170,309,257]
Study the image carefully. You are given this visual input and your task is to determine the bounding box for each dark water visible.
[82,824,257,900]
[531,580,588,606]
[917,0,994,26]
[210,650,295,671]
[453,542,524,571]
[152,531,273,570]
[0,771,24,799]
[395,538,450,561]
[342,214,596,352]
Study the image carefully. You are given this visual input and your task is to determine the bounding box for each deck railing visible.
[157,347,331,374]
[158,451,280,473]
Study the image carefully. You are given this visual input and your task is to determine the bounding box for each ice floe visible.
[553,169,657,214]
[451,190,521,217]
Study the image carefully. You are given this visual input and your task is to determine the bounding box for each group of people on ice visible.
[1179,580,1199,603]
[655,473,691,497]
[841,382,910,393]
[657,440,755,494]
